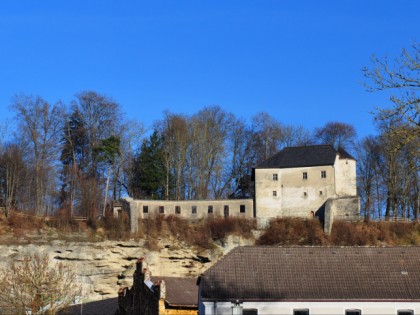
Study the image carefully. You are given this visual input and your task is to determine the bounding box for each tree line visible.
[0,42,418,222]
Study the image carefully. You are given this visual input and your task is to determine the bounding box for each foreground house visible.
[198,246,420,315]
[117,258,197,315]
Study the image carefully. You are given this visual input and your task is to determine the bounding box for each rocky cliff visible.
[0,234,255,302]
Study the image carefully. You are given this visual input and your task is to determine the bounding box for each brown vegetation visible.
[138,215,256,250]
[257,218,420,246]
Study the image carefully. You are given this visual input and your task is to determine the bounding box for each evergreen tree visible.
[130,131,167,199]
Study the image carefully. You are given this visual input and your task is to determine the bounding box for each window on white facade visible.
[345,310,361,315]
[303,172,308,180]
[143,206,148,213]
[319,191,323,196]
[240,205,246,213]
[294,309,309,315]
[191,205,197,214]
[243,309,258,315]
[303,191,307,197]
[159,206,164,214]
[273,173,278,181]
[208,205,213,214]
[398,311,414,315]
[321,170,326,178]
[273,191,277,197]
[175,206,180,214]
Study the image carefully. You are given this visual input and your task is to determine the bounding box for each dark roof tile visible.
[255,145,355,169]
[152,276,198,307]
[200,246,420,302]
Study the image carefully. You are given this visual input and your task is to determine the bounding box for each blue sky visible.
[0,1,419,139]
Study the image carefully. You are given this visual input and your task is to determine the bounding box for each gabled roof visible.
[255,145,355,169]
[200,246,420,302]
[152,276,198,307]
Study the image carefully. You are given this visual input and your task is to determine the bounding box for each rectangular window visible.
[273,191,277,197]
[303,191,307,197]
[294,309,309,315]
[319,191,323,196]
[191,205,197,214]
[303,172,308,180]
[273,173,278,181]
[345,310,361,315]
[208,205,213,214]
[243,309,258,315]
[175,206,181,214]
[398,311,414,315]
[240,205,246,213]
[321,170,326,178]
[159,206,164,214]
[143,206,148,214]
[224,205,229,217]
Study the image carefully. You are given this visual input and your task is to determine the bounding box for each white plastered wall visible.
[202,301,420,315]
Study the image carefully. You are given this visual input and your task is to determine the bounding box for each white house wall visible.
[255,165,336,219]
[202,301,420,315]
[334,155,357,196]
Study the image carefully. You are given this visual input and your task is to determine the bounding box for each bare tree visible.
[11,95,65,215]
[0,143,26,217]
[0,253,81,314]
[251,112,284,163]
[363,41,420,141]
[314,121,357,150]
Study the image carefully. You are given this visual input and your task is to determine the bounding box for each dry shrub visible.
[139,215,256,250]
[99,212,130,240]
[8,212,44,236]
[330,221,382,246]
[206,216,256,241]
[329,221,420,246]
[46,209,84,233]
[257,218,326,246]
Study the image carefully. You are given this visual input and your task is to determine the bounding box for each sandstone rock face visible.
[0,235,254,302]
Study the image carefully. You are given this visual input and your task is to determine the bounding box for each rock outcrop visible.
[0,234,254,302]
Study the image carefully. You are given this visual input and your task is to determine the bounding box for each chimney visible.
[136,257,145,273]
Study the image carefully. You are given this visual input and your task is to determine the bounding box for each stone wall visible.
[324,196,360,234]
[124,198,254,233]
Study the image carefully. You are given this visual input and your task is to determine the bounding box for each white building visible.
[198,246,420,315]
[254,145,359,227]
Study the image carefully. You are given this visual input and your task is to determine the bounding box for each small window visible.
[273,191,277,197]
[398,311,414,315]
[321,170,326,178]
[224,205,229,217]
[175,206,181,214]
[294,309,309,315]
[240,205,246,213]
[303,191,307,197]
[273,174,278,181]
[303,172,308,180]
[243,309,258,315]
[191,205,197,214]
[143,206,148,214]
[319,191,323,196]
[159,206,164,214]
[208,205,213,214]
[345,310,361,315]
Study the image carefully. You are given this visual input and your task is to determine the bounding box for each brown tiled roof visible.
[255,145,355,169]
[200,246,420,302]
[153,276,198,307]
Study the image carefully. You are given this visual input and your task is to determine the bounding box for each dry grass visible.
[257,218,420,247]
[256,217,326,246]
[139,215,256,250]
